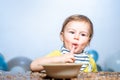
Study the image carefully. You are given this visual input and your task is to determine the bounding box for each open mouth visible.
[72,43,78,49]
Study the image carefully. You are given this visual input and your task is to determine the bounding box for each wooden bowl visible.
[42,63,82,79]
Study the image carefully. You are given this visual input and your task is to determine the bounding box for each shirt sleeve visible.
[89,55,98,72]
[45,50,62,57]
[83,55,98,72]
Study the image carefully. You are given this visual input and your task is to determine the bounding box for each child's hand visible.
[60,46,75,63]
[70,45,75,54]
[61,53,75,63]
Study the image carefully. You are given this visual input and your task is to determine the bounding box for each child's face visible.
[60,21,91,54]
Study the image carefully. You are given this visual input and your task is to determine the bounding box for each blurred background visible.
[0,0,120,72]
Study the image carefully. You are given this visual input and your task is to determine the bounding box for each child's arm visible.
[30,53,75,72]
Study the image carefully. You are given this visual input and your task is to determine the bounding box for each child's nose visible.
[74,34,79,40]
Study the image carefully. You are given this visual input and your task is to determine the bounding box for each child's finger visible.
[70,45,75,54]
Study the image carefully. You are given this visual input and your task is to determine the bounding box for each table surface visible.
[0,71,120,80]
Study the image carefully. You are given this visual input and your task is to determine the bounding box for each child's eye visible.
[69,31,75,34]
[80,33,88,37]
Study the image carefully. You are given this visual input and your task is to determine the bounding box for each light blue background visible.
[0,0,120,71]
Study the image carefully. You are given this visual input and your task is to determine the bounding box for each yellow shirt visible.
[46,50,98,72]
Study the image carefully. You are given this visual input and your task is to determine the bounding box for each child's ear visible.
[87,42,90,46]
[87,38,91,46]
[60,32,64,42]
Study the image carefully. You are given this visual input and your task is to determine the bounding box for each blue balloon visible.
[0,53,8,71]
[0,53,4,62]
[87,49,99,62]
[0,61,8,71]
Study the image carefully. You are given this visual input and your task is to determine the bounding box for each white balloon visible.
[105,53,120,72]
[7,56,32,72]
[10,66,25,73]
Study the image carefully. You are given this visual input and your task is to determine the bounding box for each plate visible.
[42,63,82,79]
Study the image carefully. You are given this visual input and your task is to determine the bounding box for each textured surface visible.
[0,71,120,80]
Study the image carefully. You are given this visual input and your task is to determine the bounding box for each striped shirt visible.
[60,46,92,72]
